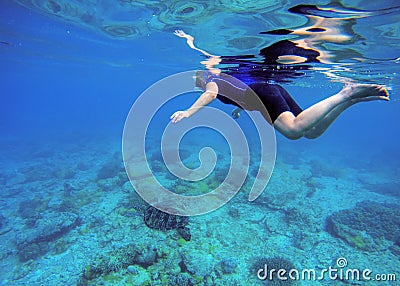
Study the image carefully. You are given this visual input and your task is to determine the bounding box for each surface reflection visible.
[9,1,399,85]
[206,4,399,84]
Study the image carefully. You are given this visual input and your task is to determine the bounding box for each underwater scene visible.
[1,0,400,285]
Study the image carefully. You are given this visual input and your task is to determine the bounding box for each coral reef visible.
[168,273,195,286]
[0,214,7,231]
[118,187,148,214]
[97,159,122,180]
[284,206,313,229]
[362,182,400,198]
[1,87,399,285]
[79,243,162,284]
[220,257,238,274]
[179,250,214,278]
[16,212,80,245]
[309,159,344,178]
[15,212,80,262]
[227,207,240,218]
[326,201,400,253]
[18,198,48,220]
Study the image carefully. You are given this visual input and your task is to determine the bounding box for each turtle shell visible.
[144,206,188,231]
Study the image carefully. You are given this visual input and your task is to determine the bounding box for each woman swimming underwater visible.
[170,30,389,140]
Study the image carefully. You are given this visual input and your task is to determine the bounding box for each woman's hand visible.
[173,30,193,41]
[170,110,190,123]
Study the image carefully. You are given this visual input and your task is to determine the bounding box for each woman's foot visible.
[340,83,389,102]
[352,95,390,103]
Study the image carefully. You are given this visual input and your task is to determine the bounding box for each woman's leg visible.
[274,84,389,140]
[304,95,386,139]
[303,100,352,139]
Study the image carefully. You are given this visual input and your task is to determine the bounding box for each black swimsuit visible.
[206,73,303,123]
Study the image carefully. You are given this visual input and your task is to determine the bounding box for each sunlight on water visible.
[10,0,400,87]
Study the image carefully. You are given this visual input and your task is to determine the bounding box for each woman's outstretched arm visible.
[171,30,221,123]
[173,30,216,57]
[170,82,218,123]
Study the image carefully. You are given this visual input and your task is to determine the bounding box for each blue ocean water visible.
[1,0,399,285]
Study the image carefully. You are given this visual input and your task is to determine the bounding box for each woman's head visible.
[195,70,207,90]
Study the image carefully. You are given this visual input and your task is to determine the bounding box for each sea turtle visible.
[144,206,191,241]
